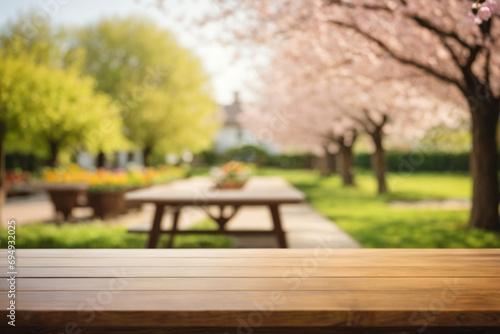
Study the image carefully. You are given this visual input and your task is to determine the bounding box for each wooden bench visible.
[1,249,499,333]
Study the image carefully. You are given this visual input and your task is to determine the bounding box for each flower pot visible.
[47,189,80,221]
[39,183,88,221]
[88,191,126,220]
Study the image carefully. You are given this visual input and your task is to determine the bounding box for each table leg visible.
[147,204,165,248]
[166,207,182,248]
[269,204,288,248]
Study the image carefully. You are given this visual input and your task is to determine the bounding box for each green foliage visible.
[256,169,500,248]
[225,145,269,166]
[73,17,220,157]
[0,53,126,162]
[266,153,316,169]
[418,126,471,153]
[5,153,43,172]
[0,12,77,68]
[0,220,232,248]
[194,149,315,169]
[355,152,474,172]
[194,150,221,166]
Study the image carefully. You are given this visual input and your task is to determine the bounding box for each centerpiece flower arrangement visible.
[211,161,253,189]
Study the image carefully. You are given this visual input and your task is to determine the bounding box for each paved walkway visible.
[2,177,360,248]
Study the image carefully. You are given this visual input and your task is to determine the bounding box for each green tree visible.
[0,53,125,220]
[0,12,85,70]
[5,63,125,166]
[1,14,127,164]
[0,54,38,223]
[73,17,219,165]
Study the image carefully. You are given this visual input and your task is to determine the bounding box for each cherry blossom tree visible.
[240,43,362,186]
[322,0,500,230]
[181,0,500,230]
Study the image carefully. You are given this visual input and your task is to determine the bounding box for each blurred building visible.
[214,92,280,154]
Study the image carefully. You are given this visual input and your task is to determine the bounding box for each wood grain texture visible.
[2,265,499,278]
[12,256,500,267]
[3,326,499,334]
[4,248,499,257]
[125,188,305,205]
[0,249,498,332]
[3,277,498,291]
[13,290,500,311]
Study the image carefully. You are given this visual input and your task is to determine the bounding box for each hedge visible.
[196,149,479,172]
[355,152,472,172]
[265,153,316,169]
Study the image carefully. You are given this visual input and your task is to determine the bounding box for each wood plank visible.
[4,326,499,334]
[5,248,500,258]
[2,277,498,291]
[2,265,499,278]
[5,291,500,326]
[1,249,499,330]
[13,256,500,267]
[125,189,305,205]
[10,290,500,312]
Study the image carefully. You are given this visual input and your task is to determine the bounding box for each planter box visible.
[36,183,89,221]
[88,191,126,220]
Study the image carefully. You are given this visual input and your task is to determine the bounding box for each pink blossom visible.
[467,11,479,23]
[485,0,498,13]
[478,6,492,21]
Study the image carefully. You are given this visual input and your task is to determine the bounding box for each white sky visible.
[0,0,257,104]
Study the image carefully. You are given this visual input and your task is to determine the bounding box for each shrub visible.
[355,152,473,172]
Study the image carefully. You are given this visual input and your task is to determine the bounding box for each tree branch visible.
[327,19,465,91]
[439,36,463,69]
[485,47,491,89]
[411,16,472,50]
[324,0,472,49]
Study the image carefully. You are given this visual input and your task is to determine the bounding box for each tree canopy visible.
[72,17,219,165]
[0,52,125,166]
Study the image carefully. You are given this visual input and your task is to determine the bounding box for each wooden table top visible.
[1,249,499,331]
[125,176,305,205]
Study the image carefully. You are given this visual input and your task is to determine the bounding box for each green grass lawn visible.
[1,168,499,248]
[0,220,232,249]
[256,168,500,248]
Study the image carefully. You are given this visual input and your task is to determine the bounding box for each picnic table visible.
[125,177,305,248]
[1,249,499,333]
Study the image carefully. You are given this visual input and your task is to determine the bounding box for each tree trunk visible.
[337,134,356,187]
[96,151,106,168]
[48,141,59,168]
[319,145,338,177]
[326,149,337,176]
[468,100,500,231]
[142,146,153,167]
[340,144,355,186]
[369,128,388,194]
[0,121,6,227]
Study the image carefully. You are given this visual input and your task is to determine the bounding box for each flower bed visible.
[41,164,186,220]
[4,169,32,197]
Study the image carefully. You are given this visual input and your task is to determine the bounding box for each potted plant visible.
[40,164,188,221]
[211,161,252,189]
[40,165,90,221]
[87,169,130,219]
